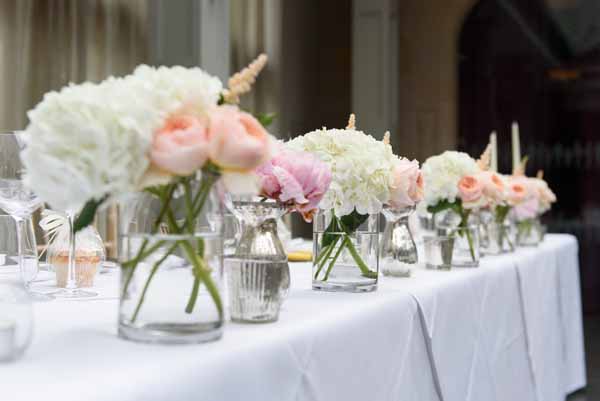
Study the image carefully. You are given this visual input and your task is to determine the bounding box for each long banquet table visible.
[0,234,585,401]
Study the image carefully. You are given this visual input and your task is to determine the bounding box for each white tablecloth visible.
[0,234,585,401]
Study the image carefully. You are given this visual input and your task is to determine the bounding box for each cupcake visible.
[50,251,101,288]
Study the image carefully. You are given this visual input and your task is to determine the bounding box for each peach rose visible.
[531,177,556,213]
[458,175,484,209]
[207,105,271,171]
[150,115,209,176]
[476,171,505,206]
[506,176,530,206]
[389,159,423,209]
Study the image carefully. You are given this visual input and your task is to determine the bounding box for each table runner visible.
[0,234,585,401]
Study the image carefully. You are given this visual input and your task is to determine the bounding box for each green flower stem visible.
[121,239,166,298]
[345,238,378,279]
[505,227,514,250]
[464,226,476,262]
[323,236,348,281]
[121,185,176,299]
[125,172,223,322]
[313,244,330,266]
[181,241,223,318]
[131,242,179,323]
[313,237,340,280]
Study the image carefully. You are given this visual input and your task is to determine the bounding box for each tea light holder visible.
[423,236,454,270]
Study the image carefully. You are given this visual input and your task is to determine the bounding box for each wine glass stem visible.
[13,216,26,287]
[66,213,77,291]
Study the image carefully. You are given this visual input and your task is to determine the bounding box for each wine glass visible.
[0,132,52,301]
[50,210,97,298]
[0,215,44,288]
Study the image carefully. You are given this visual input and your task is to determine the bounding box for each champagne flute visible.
[0,132,52,301]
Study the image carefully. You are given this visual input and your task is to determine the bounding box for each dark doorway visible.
[459,0,600,313]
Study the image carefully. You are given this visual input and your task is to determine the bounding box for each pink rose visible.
[256,147,332,222]
[506,176,530,206]
[531,177,556,213]
[458,175,484,209]
[150,115,209,176]
[389,159,423,209]
[207,105,272,171]
[513,196,539,220]
[475,171,505,206]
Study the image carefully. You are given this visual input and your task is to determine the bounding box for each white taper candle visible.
[511,122,521,173]
[490,131,498,172]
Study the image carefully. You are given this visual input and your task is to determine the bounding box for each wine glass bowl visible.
[0,132,50,301]
[0,179,42,219]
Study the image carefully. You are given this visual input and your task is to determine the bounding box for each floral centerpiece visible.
[470,145,518,254]
[224,144,332,323]
[21,54,276,342]
[422,150,484,265]
[288,115,422,291]
[509,164,557,245]
[256,145,332,221]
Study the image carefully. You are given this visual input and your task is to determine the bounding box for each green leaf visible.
[321,210,369,248]
[257,112,276,127]
[339,210,369,234]
[73,198,105,232]
[427,199,459,215]
[495,204,511,224]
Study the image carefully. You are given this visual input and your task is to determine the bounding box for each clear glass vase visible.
[480,221,516,255]
[380,205,417,277]
[313,210,379,292]
[225,199,290,323]
[118,173,224,344]
[436,224,480,267]
[516,217,543,247]
[119,233,223,343]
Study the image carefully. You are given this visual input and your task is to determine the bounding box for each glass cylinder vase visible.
[436,224,480,267]
[516,217,543,247]
[480,221,516,255]
[313,210,379,292]
[118,173,224,344]
[225,199,290,323]
[380,205,417,277]
[119,233,223,343]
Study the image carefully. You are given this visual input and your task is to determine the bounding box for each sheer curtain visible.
[0,0,149,131]
[0,0,149,257]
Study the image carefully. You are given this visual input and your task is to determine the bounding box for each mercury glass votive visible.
[423,236,454,270]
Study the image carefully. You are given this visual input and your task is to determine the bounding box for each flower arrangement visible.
[288,115,422,284]
[21,54,274,327]
[255,144,332,222]
[509,164,557,243]
[422,150,482,260]
[508,158,556,219]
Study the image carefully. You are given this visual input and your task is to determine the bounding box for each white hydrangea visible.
[124,65,222,119]
[287,128,396,216]
[421,150,479,207]
[21,65,223,212]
